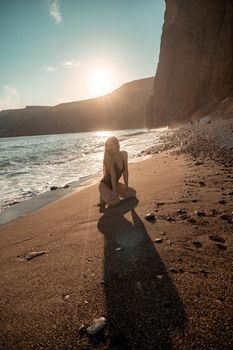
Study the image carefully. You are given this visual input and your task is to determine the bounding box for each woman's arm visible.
[122,151,129,188]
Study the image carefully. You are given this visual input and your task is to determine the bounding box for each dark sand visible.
[0,125,233,349]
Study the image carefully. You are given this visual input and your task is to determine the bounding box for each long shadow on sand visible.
[97,197,186,349]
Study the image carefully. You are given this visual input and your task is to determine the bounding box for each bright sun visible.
[90,69,114,96]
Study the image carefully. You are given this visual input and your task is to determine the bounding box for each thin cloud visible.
[61,60,82,68]
[48,0,62,23]
[45,66,56,72]
[0,85,21,111]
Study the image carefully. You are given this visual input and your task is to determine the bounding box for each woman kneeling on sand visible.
[99,136,136,210]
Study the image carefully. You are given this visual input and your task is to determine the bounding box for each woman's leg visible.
[116,182,137,198]
[99,182,121,207]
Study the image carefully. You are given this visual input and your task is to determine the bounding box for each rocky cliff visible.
[0,77,153,137]
[147,0,233,127]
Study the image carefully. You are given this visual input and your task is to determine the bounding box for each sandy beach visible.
[0,123,233,349]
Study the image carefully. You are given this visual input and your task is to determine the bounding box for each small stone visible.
[78,324,87,337]
[136,281,143,292]
[216,299,223,305]
[220,214,230,221]
[157,202,165,206]
[200,269,208,277]
[63,294,70,300]
[169,268,178,273]
[219,199,227,204]
[157,275,163,279]
[50,186,58,191]
[192,241,202,248]
[215,243,227,250]
[199,181,206,186]
[86,317,107,335]
[64,184,69,188]
[194,210,206,217]
[166,216,176,222]
[115,247,122,251]
[180,214,190,220]
[188,218,197,224]
[209,235,225,243]
[177,208,187,214]
[211,209,219,216]
[144,213,156,222]
[216,297,224,304]
[154,238,163,244]
[22,251,46,261]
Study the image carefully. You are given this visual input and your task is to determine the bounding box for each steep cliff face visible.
[147,0,233,127]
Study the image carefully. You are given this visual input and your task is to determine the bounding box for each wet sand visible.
[0,129,233,349]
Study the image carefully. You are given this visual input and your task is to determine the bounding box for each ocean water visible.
[0,128,168,210]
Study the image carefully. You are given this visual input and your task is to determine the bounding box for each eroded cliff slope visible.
[147,0,233,127]
[0,77,153,137]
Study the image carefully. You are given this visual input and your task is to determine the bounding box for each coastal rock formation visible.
[0,77,153,137]
[147,0,233,127]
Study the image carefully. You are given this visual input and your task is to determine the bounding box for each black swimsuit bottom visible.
[101,152,125,189]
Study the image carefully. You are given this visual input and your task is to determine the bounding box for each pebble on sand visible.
[209,235,225,243]
[154,238,163,243]
[144,213,156,222]
[86,317,107,335]
[21,251,46,261]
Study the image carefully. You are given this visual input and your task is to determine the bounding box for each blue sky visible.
[0,0,165,110]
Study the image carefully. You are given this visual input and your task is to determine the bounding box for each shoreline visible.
[0,154,152,226]
[1,117,232,226]
[1,126,162,221]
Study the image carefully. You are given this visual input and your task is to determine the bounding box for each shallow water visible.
[0,128,168,209]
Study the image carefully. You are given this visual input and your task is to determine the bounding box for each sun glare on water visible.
[96,131,113,138]
[90,69,114,96]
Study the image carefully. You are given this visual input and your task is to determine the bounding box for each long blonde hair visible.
[103,136,120,173]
